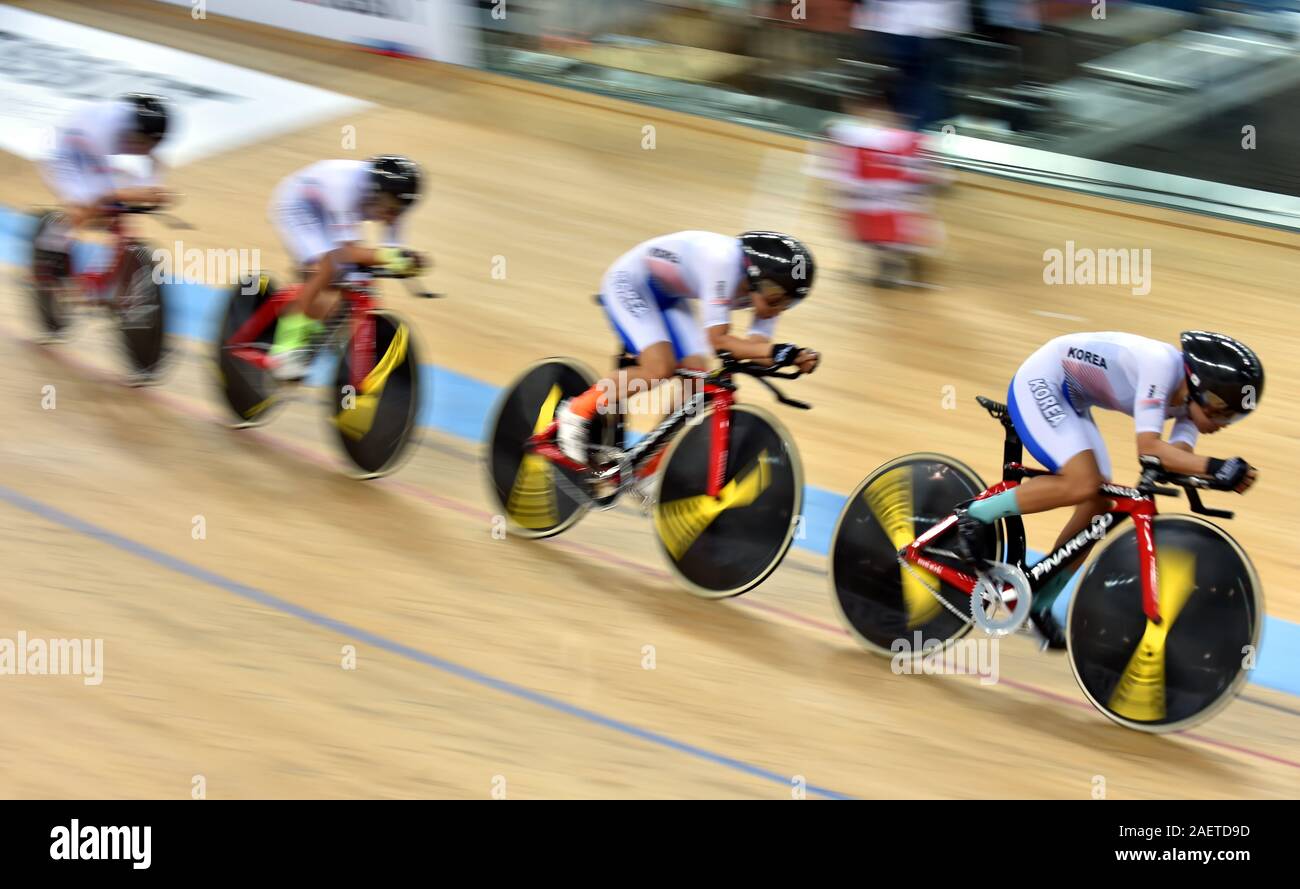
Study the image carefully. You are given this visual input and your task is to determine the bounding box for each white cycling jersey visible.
[599,231,776,361]
[268,160,401,265]
[1008,331,1198,479]
[41,99,161,206]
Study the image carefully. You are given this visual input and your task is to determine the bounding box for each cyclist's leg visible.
[664,300,710,371]
[1043,414,1113,548]
[1023,416,1111,615]
[299,256,343,325]
[36,143,115,271]
[630,303,708,479]
[1003,385,1113,644]
[981,360,1108,519]
[576,271,678,415]
[268,198,335,371]
[555,277,675,462]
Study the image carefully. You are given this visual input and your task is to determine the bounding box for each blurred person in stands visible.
[980,0,1041,45]
[819,74,951,289]
[977,0,1043,83]
[851,0,969,129]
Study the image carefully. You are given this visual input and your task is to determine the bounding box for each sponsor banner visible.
[0,7,371,167]
[154,0,480,67]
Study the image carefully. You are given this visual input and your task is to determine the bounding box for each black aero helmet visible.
[739,231,815,301]
[122,92,169,140]
[368,155,422,210]
[1180,330,1264,423]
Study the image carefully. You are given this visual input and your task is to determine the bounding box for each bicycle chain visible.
[896,553,1037,636]
[897,555,974,626]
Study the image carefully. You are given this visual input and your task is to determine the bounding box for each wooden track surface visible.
[0,0,1297,798]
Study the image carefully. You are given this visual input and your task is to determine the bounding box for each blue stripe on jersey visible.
[1007,380,1061,473]
[645,271,680,311]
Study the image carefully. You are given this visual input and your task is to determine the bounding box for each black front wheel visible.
[653,403,803,599]
[1067,514,1263,733]
[331,309,423,480]
[114,243,170,384]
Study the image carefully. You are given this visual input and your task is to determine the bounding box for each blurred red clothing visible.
[825,119,943,248]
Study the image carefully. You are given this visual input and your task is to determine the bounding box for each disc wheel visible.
[653,403,803,598]
[829,453,1004,654]
[1067,514,1263,733]
[331,309,423,480]
[485,357,608,538]
[214,273,285,428]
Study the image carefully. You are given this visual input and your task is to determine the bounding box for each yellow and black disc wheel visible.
[214,272,285,429]
[331,309,423,479]
[830,453,1003,655]
[485,357,606,539]
[653,403,803,599]
[1067,514,1262,733]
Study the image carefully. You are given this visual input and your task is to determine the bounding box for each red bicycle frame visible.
[63,214,133,305]
[900,470,1165,624]
[704,383,733,497]
[225,282,379,389]
[528,376,736,497]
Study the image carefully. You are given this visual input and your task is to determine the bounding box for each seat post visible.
[612,346,636,451]
[1003,422,1023,475]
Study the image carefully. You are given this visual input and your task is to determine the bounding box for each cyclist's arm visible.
[108,186,159,206]
[335,242,374,265]
[141,151,165,186]
[111,149,168,205]
[705,324,818,371]
[696,247,772,360]
[336,242,417,274]
[1135,431,1208,476]
[705,322,778,362]
[1132,361,1204,472]
[749,315,777,341]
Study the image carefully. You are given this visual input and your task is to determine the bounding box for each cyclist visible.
[265,155,425,380]
[556,230,821,466]
[35,93,173,273]
[960,330,1263,648]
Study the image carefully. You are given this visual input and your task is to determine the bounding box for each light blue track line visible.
[2,206,1296,697]
[0,482,853,800]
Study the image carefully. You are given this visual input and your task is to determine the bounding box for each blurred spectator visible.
[818,80,951,288]
[851,0,970,128]
[977,0,1043,84]
[981,0,1041,35]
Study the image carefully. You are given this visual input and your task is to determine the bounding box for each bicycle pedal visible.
[631,481,658,516]
[590,483,621,510]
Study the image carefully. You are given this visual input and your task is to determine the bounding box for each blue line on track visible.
[0,482,853,799]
